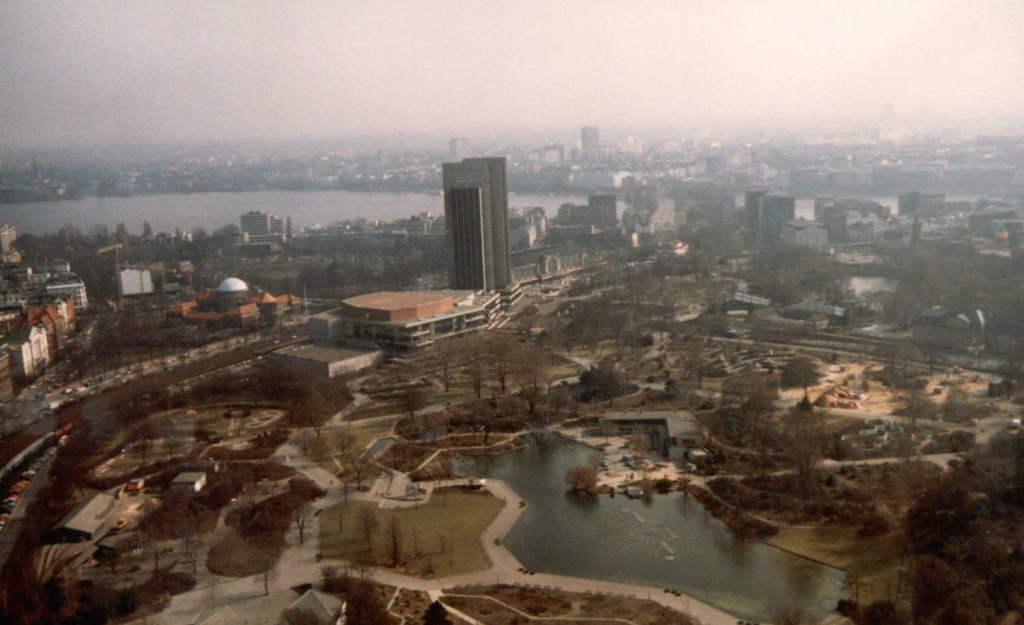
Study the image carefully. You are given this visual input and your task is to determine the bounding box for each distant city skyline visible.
[2,1,1023,148]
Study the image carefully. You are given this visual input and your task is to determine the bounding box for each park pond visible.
[454,434,847,623]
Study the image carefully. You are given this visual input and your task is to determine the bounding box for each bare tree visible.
[400,387,428,420]
[899,389,938,427]
[783,407,827,498]
[353,548,376,580]
[512,343,550,416]
[679,337,706,389]
[358,507,379,552]
[293,429,316,456]
[309,436,329,466]
[460,337,487,398]
[350,459,372,491]
[564,465,598,492]
[433,340,455,392]
[295,509,308,545]
[336,432,356,459]
[388,515,403,567]
[181,532,203,574]
[259,565,278,596]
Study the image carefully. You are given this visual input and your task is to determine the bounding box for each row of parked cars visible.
[0,445,59,531]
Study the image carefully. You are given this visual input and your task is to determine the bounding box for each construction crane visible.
[97,243,123,306]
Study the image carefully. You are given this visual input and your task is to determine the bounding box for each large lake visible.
[0,191,597,236]
[455,434,846,623]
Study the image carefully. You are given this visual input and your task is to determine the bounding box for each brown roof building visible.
[168,277,296,330]
[311,290,499,351]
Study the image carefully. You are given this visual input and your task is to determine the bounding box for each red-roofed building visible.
[224,304,260,330]
[168,277,297,330]
[22,297,74,360]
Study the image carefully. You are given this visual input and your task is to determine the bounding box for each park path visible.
[154,475,739,625]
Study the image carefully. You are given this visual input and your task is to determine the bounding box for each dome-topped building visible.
[215,277,249,311]
[217,277,248,293]
[168,276,297,330]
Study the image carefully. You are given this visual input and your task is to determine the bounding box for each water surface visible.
[456,434,846,623]
[3,191,592,235]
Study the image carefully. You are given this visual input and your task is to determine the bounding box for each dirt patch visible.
[445,584,701,625]
[766,526,901,605]
[389,588,432,622]
[207,429,289,461]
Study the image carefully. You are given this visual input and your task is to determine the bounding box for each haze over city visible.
[2,0,1023,147]
[4,3,1024,625]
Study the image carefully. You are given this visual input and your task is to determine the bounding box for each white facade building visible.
[2,325,50,380]
[45,276,88,311]
[120,268,154,296]
[781,219,829,251]
[240,211,287,246]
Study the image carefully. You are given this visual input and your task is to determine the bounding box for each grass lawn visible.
[323,424,394,457]
[346,403,405,421]
[320,488,502,578]
[765,526,900,605]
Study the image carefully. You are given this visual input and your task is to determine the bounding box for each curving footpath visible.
[155,471,739,625]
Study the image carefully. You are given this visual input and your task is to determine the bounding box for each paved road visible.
[0,453,55,573]
[0,335,305,576]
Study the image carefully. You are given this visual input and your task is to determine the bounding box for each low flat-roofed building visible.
[48,492,116,542]
[269,343,383,378]
[310,290,500,351]
[171,471,207,494]
[600,411,706,461]
[714,290,772,313]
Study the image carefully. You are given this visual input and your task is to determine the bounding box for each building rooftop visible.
[342,290,474,311]
[172,472,207,484]
[274,343,378,364]
[287,589,344,624]
[217,277,248,293]
[51,492,115,537]
[603,411,701,438]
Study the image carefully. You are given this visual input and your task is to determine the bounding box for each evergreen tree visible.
[422,601,452,625]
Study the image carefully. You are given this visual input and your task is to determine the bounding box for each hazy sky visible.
[1,0,1022,147]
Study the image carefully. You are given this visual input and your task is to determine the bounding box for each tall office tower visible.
[449,138,471,163]
[443,157,511,291]
[587,195,618,228]
[0,224,19,263]
[813,196,836,221]
[758,194,796,243]
[0,224,17,254]
[581,126,600,151]
[743,188,768,230]
[240,210,286,245]
[898,191,945,215]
